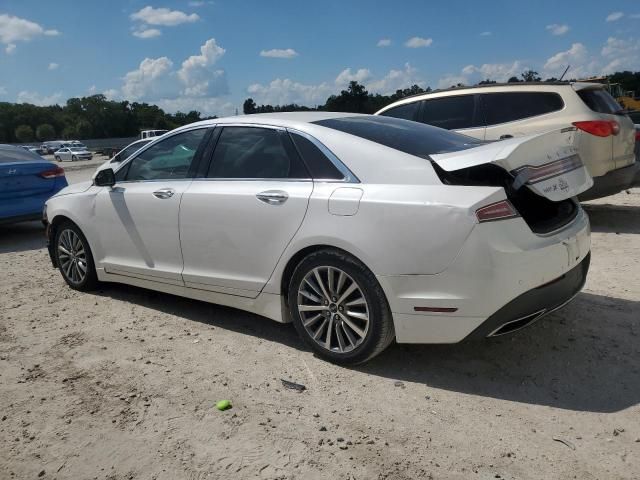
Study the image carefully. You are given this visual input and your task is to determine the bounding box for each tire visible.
[72,155,77,161]
[288,249,395,365]
[54,221,98,291]
[55,156,60,162]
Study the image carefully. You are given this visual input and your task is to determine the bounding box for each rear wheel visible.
[54,222,98,291]
[288,249,395,365]
[55,156,60,161]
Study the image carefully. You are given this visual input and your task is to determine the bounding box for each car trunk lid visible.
[0,161,60,199]
[430,128,593,201]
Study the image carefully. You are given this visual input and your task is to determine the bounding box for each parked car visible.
[376,82,637,200]
[67,140,88,149]
[42,141,66,154]
[140,129,168,140]
[0,144,67,224]
[44,113,591,364]
[94,138,154,175]
[54,147,93,162]
[21,145,46,156]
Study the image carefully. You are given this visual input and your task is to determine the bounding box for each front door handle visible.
[499,134,514,140]
[152,188,175,199]
[256,190,288,205]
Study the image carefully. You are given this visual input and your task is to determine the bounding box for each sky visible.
[0,0,639,116]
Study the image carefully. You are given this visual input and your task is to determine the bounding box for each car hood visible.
[51,180,93,197]
[430,128,594,202]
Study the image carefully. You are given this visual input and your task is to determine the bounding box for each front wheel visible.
[55,156,60,162]
[288,249,395,365]
[54,222,98,291]
[72,155,77,161]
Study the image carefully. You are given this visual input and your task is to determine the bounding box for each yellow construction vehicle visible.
[579,76,640,110]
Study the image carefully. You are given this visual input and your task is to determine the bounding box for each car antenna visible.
[559,65,570,82]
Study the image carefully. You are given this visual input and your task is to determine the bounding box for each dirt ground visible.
[1,166,638,479]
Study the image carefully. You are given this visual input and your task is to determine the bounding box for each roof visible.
[177,111,364,130]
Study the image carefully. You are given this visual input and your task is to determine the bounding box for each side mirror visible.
[95,168,116,187]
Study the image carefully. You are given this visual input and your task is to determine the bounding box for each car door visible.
[179,125,313,297]
[419,94,486,139]
[92,127,211,285]
[57,148,69,161]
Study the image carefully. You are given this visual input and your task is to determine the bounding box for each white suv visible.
[376,82,638,200]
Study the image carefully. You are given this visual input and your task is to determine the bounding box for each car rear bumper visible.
[378,207,590,344]
[0,212,43,225]
[578,160,640,201]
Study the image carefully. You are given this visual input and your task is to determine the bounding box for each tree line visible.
[3,70,639,143]
[0,94,210,143]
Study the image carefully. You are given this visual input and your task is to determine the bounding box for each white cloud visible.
[188,1,205,6]
[0,86,7,95]
[606,11,624,22]
[543,42,589,77]
[630,13,640,19]
[17,90,63,106]
[0,14,59,52]
[121,56,175,99]
[377,38,391,47]
[600,37,640,73]
[480,31,492,36]
[368,63,425,93]
[48,62,59,70]
[546,23,570,36]
[260,48,298,59]
[130,6,199,26]
[87,85,97,95]
[103,88,120,100]
[247,63,426,106]
[133,28,161,39]
[156,97,236,117]
[178,38,227,96]
[247,78,334,106]
[335,68,372,86]
[439,61,525,88]
[405,36,433,48]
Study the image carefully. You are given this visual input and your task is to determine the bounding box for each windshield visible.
[118,140,152,160]
[70,147,86,152]
[313,116,481,158]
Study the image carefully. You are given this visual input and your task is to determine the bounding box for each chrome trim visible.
[286,127,360,183]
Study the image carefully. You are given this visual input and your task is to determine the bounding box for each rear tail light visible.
[476,200,519,223]
[39,166,65,179]
[635,130,640,141]
[572,120,619,137]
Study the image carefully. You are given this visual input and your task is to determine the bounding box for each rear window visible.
[0,146,43,163]
[577,89,622,114]
[420,95,481,130]
[379,102,420,121]
[313,116,481,159]
[482,92,564,125]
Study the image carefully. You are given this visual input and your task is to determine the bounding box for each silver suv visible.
[376,82,638,200]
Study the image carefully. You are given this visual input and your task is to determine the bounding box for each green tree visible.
[36,123,56,141]
[15,124,35,142]
[507,76,521,83]
[243,98,257,114]
[75,119,93,138]
[521,70,541,82]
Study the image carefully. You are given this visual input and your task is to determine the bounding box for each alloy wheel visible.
[57,229,88,285]
[297,266,370,353]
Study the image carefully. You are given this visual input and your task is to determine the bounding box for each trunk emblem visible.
[7,168,17,175]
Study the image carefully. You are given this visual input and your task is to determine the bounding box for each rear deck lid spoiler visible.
[430,128,593,201]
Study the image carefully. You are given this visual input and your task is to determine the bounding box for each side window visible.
[379,102,420,121]
[289,132,344,180]
[482,92,564,125]
[124,128,207,181]
[207,127,308,179]
[420,95,479,130]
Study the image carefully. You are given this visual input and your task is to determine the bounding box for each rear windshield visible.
[313,116,481,158]
[577,89,622,114]
[0,146,43,163]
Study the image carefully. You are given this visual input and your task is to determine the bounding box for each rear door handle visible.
[256,190,288,205]
[152,188,175,199]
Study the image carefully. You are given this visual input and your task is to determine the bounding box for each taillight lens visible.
[572,120,619,137]
[39,166,65,179]
[635,130,640,141]
[476,200,519,223]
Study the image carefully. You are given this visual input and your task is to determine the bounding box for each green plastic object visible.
[216,399,232,411]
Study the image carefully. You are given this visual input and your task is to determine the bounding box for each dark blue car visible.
[0,144,68,224]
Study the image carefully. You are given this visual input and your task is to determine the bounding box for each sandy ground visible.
[1,164,638,479]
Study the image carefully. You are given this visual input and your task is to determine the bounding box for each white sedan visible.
[43,113,592,364]
[54,147,93,162]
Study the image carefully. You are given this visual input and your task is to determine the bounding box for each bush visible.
[15,125,35,143]
[36,124,56,141]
